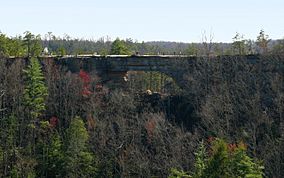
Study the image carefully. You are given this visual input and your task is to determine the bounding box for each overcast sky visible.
[1,0,284,42]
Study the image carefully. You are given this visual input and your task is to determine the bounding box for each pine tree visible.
[44,133,65,177]
[23,57,48,120]
[193,141,207,177]
[22,57,48,176]
[0,33,9,57]
[170,139,264,178]
[186,43,199,56]
[110,38,131,55]
[23,31,42,57]
[65,116,96,178]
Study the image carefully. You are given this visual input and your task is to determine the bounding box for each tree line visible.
[1,30,284,57]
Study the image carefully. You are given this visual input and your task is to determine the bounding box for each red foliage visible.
[79,70,91,84]
[49,116,59,128]
[79,69,92,97]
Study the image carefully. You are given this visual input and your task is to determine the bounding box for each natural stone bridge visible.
[46,54,276,89]
[55,55,195,88]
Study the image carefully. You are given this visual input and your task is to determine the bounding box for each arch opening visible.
[125,71,181,94]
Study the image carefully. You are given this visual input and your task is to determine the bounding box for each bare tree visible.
[201,30,215,57]
[256,29,270,54]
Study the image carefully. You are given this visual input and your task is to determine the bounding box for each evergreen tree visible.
[23,57,48,120]
[22,57,48,176]
[271,39,284,55]
[42,133,65,177]
[0,115,18,177]
[170,138,264,178]
[8,37,26,57]
[49,134,64,171]
[186,43,199,56]
[232,32,246,55]
[0,33,9,57]
[193,141,207,177]
[110,38,131,55]
[0,33,26,57]
[23,31,42,57]
[65,116,96,178]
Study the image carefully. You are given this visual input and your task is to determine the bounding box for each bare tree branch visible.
[0,90,5,112]
[201,30,215,57]
[0,90,4,98]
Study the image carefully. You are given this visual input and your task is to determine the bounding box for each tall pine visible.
[23,57,48,120]
[23,57,48,174]
[65,116,97,178]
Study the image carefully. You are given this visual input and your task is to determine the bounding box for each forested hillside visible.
[2,0,284,175]
[0,31,284,177]
[0,54,283,177]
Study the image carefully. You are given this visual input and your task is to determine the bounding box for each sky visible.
[1,0,284,42]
